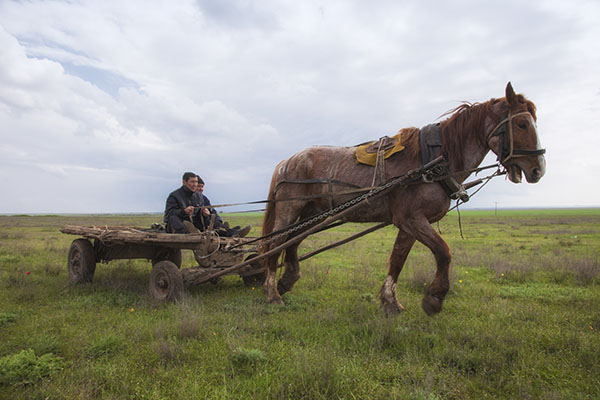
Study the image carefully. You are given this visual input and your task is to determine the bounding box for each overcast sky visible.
[1,0,598,214]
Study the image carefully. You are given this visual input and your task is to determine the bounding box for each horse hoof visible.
[421,295,443,316]
[383,301,405,317]
[277,282,290,295]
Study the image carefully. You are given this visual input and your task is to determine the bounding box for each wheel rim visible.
[153,270,171,299]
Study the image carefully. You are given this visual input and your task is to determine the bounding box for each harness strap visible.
[276,178,361,188]
[420,123,442,166]
[372,138,387,187]
[274,154,362,199]
[419,124,468,201]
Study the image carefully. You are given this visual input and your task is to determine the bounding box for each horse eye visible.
[518,122,528,129]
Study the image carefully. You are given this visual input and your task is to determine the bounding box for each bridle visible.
[487,110,546,164]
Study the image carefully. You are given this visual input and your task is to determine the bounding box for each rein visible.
[487,110,546,163]
[444,166,506,240]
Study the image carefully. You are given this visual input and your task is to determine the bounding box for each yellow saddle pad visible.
[355,133,404,166]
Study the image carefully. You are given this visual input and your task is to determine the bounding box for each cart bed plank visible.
[60,225,253,250]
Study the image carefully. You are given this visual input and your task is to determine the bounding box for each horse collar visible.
[419,124,468,202]
[420,123,443,166]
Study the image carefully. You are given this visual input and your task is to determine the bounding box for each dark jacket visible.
[163,185,199,225]
[192,192,223,230]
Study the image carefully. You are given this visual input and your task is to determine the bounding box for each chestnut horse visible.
[261,83,546,315]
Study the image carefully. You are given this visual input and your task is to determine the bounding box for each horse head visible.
[487,82,546,183]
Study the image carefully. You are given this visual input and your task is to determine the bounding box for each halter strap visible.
[487,111,546,164]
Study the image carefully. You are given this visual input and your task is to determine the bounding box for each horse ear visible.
[505,82,516,105]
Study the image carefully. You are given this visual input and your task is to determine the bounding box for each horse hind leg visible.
[264,263,283,305]
[261,229,284,305]
[379,230,415,316]
[275,205,317,296]
[262,209,302,305]
[277,243,300,295]
[263,239,285,304]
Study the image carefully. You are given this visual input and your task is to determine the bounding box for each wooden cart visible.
[61,159,460,303]
[60,225,265,301]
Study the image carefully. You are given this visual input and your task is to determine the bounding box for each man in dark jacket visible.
[193,176,251,238]
[163,172,200,233]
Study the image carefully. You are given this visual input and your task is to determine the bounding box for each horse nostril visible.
[532,168,541,181]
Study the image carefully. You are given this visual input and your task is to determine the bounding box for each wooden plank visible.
[60,225,255,251]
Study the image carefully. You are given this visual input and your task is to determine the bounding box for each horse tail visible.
[261,166,281,255]
[262,180,277,237]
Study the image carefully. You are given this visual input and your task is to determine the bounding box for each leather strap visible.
[420,123,442,166]
[419,123,468,201]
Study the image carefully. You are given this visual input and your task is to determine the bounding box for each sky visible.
[0,0,599,214]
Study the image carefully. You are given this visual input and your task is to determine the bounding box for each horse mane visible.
[440,94,537,171]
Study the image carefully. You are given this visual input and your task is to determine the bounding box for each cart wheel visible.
[241,253,266,287]
[152,249,182,269]
[68,239,96,284]
[149,260,183,302]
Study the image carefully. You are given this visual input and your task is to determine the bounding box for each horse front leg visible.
[410,218,452,316]
[278,242,300,295]
[379,230,415,316]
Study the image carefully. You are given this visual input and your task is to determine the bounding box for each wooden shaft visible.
[279,222,390,267]
[463,178,483,190]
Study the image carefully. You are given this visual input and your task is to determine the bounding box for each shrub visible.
[0,312,17,328]
[0,349,63,385]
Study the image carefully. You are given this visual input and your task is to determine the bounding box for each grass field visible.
[0,209,599,399]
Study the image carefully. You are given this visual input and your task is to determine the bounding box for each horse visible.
[260,82,546,315]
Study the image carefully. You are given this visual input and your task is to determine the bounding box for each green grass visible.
[0,210,598,399]
[0,349,64,386]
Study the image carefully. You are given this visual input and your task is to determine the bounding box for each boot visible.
[233,225,251,238]
[183,221,200,234]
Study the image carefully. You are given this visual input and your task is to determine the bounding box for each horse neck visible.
[440,102,495,183]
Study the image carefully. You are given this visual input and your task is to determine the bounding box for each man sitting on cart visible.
[163,172,250,237]
[193,175,250,238]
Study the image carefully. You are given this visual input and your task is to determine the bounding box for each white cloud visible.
[0,0,599,213]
